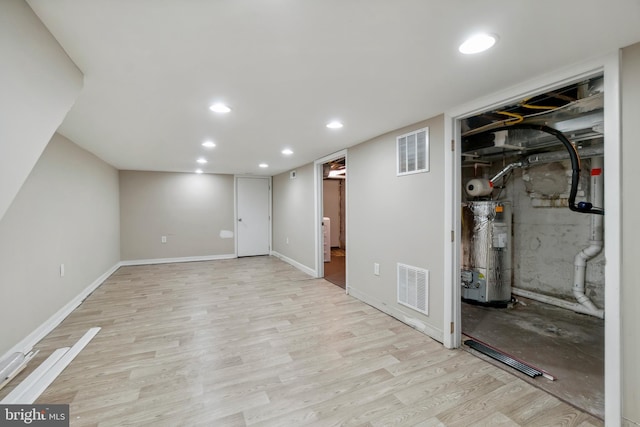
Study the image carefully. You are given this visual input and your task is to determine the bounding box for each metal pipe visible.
[490,161,523,184]
[487,145,604,184]
[526,145,604,165]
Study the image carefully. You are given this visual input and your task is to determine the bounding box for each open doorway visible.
[445,56,621,424]
[456,75,609,419]
[322,157,346,288]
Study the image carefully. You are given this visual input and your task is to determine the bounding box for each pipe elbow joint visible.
[576,244,603,264]
[573,289,588,302]
[574,255,587,267]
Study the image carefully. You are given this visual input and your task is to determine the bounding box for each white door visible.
[237,177,270,257]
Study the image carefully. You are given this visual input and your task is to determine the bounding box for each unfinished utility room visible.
[459,76,606,419]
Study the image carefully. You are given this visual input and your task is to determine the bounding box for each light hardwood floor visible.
[1,257,603,426]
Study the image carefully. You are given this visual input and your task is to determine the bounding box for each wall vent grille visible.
[397,263,429,315]
[397,127,429,176]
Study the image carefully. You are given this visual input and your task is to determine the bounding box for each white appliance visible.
[323,217,331,262]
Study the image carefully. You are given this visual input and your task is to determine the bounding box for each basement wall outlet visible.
[374,263,380,276]
[161,236,167,243]
[60,264,65,277]
[286,237,289,244]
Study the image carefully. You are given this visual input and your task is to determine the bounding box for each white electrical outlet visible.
[161,235,167,243]
[286,237,289,244]
[60,264,65,277]
[374,263,380,276]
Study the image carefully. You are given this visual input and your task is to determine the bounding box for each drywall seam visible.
[120,254,236,266]
[271,251,316,277]
[0,263,119,365]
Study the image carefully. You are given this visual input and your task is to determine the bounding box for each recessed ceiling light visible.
[202,141,216,148]
[259,163,269,168]
[281,148,293,155]
[459,33,497,54]
[195,169,203,174]
[209,103,231,113]
[326,121,343,129]
[197,157,207,164]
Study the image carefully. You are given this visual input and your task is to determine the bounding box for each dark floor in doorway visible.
[324,248,345,288]
[462,296,604,420]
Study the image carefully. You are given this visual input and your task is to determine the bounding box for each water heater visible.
[461,201,512,306]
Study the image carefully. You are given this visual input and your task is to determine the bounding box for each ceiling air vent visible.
[397,263,429,315]
[397,128,429,176]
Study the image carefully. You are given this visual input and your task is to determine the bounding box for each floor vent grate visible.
[464,339,542,378]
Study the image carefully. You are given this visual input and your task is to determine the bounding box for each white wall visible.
[119,171,235,261]
[0,0,83,222]
[0,134,120,357]
[621,41,640,427]
[348,115,445,341]
[272,163,316,272]
[272,117,445,340]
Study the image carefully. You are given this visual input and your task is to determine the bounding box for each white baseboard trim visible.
[271,251,316,277]
[1,262,121,364]
[120,253,236,266]
[347,286,444,343]
[1,253,240,364]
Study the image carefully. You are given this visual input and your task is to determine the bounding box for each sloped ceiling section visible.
[0,1,83,222]
[24,0,640,176]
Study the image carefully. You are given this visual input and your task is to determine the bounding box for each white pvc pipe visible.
[572,157,604,318]
[512,287,604,319]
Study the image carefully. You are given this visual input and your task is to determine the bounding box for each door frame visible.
[314,150,348,289]
[443,52,622,423]
[234,175,272,257]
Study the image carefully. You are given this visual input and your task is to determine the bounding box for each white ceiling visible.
[26,0,640,176]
